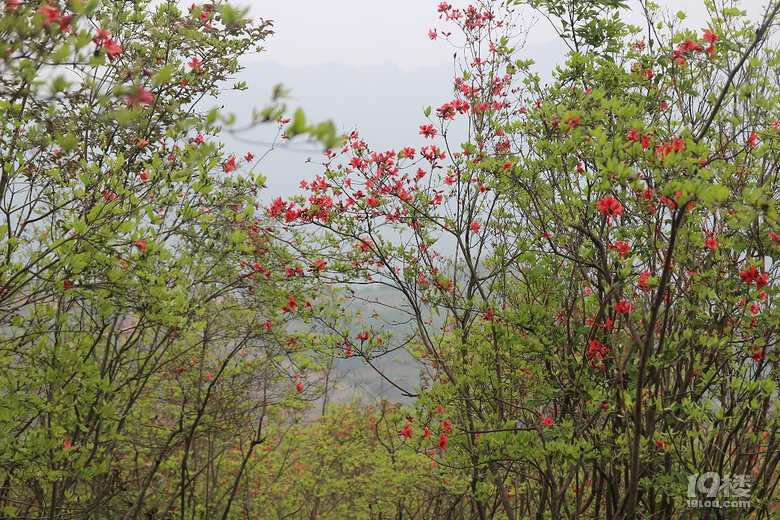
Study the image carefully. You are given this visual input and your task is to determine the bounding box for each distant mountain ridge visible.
[217,38,565,197]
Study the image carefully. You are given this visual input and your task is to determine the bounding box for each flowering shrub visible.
[273,0,780,518]
[0,1,341,518]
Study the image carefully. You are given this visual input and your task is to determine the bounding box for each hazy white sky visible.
[242,0,760,71]
[247,0,456,71]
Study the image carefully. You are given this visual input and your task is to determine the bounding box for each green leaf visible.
[287,108,307,137]
[152,64,175,87]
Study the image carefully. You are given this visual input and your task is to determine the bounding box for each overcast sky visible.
[242,0,758,71]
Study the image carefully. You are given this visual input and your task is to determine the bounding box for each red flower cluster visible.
[672,30,718,64]
[739,267,769,289]
[123,86,153,107]
[626,129,651,148]
[268,197,301,223]
[284,266,304,277]
[613,300,634,314]
[281,295,298,313]
[655,137,685,161]
[419,124,437,138]
[223,156,237,173]
[39,3,72,31]
[609,241,631,257]
[437,2,452,13]
[703,237,718,250]
[586,339,610,370]
[597,196,623,218]
[436,99,470,120]
[93,29,123,60]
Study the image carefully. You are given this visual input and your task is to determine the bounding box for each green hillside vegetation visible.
[2,0,780,519]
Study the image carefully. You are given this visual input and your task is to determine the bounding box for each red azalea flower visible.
[597,196,623,218]
[419,124,437,138]
[398,423,412,439]
[739,266,759,285]
[39,3,60,27]
[123,86,153,107]
[438,433,448,451]
[103,39,123,60]
[135,239,147,250]
[702,29,719,44]
[609,241,631,257]
[676,40,703,54]
[223,156,237,173]
[93,28,110,43]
